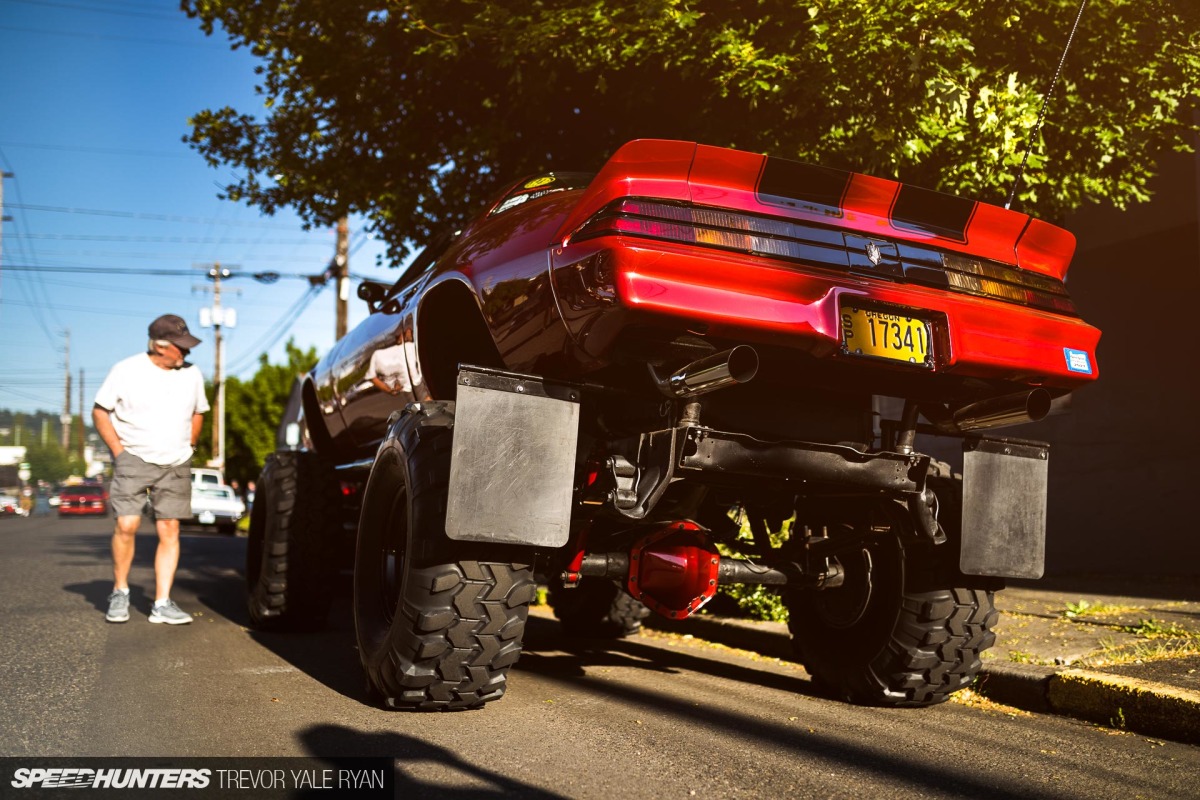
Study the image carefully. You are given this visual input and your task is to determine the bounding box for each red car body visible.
[57,484,109,516]
[307,139,1097,460]
[260,139,1103,711]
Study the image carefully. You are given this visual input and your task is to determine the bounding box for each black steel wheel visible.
[786,499,998,707]
[354,402,536,711]
[245,451,342,630]
[551,579,650,639]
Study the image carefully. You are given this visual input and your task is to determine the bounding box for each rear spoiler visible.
[556,140,1075,281]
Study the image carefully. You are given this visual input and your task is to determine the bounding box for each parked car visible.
[0,493,24,517]
[245,139,1100,711]
[57,483,108,516]
[188,484,245,534]
[192,468,226,487]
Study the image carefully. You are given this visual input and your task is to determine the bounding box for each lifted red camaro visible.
[246,140,1099,710]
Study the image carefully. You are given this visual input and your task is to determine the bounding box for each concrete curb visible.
[642,614,1200,745]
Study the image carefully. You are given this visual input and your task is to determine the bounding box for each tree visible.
[210,340,319,485]
[24,439,83,486]
[184,0,1200,261]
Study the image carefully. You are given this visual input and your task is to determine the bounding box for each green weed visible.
[1062,600,1141,619]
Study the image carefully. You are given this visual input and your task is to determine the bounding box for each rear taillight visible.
[572,198,1076,315]
[940,253,1076,314]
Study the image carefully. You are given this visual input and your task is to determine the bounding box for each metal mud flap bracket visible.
[960,437,1049,579]
[445,365,580,547]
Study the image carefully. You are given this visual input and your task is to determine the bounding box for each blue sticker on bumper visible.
[1064,348,1092,374]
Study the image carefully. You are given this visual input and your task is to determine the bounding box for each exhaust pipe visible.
[951,388,1052,432]
[653,345,759,399]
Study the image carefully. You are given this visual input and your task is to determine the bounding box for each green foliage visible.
[720,582,790,623]
[198,339,318,484]
[714,509,792,623]
[1123,618,1190,638]
[1063,599,1094,618]
[184,0,1200,260]
[23,438,84,485]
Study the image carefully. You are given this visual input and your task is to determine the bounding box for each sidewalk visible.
[639,575,1200,745]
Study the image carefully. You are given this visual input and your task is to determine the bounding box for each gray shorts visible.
[109,451,192,520]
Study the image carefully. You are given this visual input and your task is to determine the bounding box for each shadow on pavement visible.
[297,724,568,799]
[520,615,819,699]
[58,529,249,619]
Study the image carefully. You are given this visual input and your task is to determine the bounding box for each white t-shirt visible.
[94,353,210,466]
[368,342,415,393]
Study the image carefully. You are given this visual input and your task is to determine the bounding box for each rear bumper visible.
[552,238,1100,391]
[188,510,243,526]
[58,504,107,515]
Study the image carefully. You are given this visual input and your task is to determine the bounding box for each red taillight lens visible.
[572,198,1077,315]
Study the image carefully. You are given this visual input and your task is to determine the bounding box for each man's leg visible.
[106,514,140,622]
[147,462,194,624]
[153,517,181,603]
[147,517,192,624]
[111,515,141,590]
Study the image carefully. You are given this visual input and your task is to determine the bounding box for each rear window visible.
[62,486,102,496]
[195,487,233,500]
[488,172,594,217]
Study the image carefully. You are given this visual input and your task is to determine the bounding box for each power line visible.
[23,248,321,262]
[0,141,189,159]
[0,24,224,49]
[6,0,184,22]
[5,201,329,230]
[0,164,63,345]
[10,234,328,245]
[0,299,175,319]
[1,264,326,280]
[226,284,327,376]
[0,386,58,404]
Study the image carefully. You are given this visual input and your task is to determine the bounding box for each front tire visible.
[786,501,998,707]
[245,451,342,630]
[354,402,536,711]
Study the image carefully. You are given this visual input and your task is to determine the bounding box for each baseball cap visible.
[148,314,202,349]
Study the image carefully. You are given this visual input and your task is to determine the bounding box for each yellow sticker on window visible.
[523,176,555,189]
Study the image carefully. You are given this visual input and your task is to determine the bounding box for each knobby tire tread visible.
[356,403,536,711]
[246,450,341,630]
[788,473,999,707]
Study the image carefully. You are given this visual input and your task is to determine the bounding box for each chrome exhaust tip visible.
[951,388,1053,432]
[653,345,759,399]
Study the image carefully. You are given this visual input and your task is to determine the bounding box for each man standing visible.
[93,314,210,625]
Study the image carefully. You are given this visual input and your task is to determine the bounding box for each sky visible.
[0,0,400,417]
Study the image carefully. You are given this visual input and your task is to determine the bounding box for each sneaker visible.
[148,600,193,625]
[106,591,130,623]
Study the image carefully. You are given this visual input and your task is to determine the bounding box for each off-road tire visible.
[786,492,998,707]
[551,579,650,639]
[245,451,342,630]
[354,402,536,711]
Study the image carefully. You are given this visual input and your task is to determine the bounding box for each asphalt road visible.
[2,511,1199,799]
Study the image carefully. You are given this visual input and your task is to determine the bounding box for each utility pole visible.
[335,216,350,339]
[196,263,238,470]
[77,368,85,464]
[61,329,71,450]
[0,171,12,301]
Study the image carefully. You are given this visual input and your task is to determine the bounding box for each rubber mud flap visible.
[959,438,1048,579]
[445,368,579,547]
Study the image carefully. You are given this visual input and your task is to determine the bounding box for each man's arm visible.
[371,376,398,395]
[191,413,204,448]
[92,404,123,458]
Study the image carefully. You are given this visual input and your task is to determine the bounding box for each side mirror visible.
[357,281,400,314]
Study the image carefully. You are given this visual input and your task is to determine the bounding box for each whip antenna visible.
[1005,0,1089,210]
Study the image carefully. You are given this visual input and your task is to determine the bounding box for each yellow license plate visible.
[840,306,933,366]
